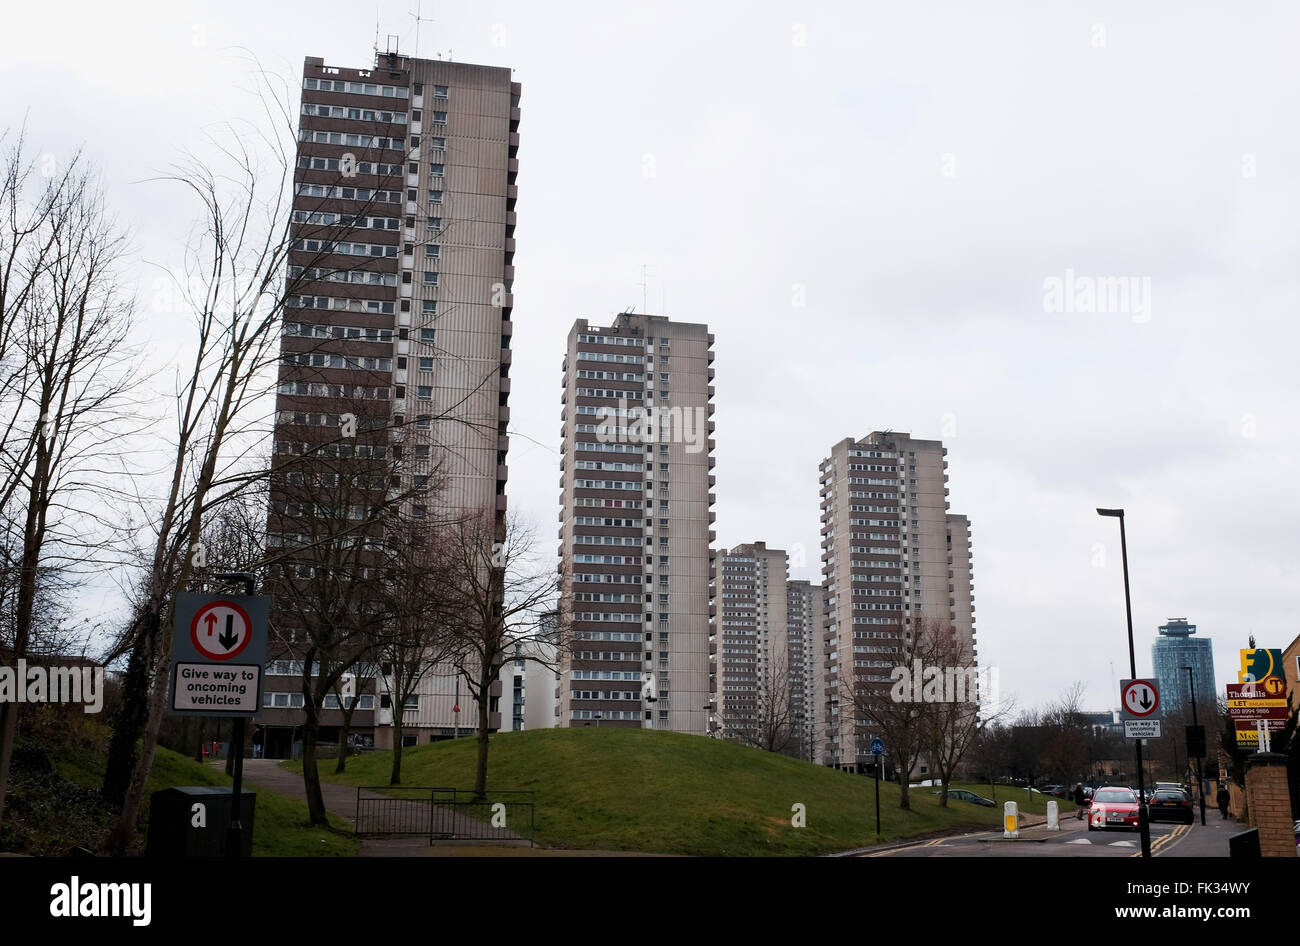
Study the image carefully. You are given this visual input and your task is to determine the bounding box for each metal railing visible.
[355,787,534,846]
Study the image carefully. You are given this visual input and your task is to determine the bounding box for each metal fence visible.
[355,787,534,845]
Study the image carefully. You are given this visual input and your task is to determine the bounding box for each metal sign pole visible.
[214,572,255,858]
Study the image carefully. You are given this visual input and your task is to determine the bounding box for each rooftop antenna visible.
[639,264,649,315]
[410,0,434,57]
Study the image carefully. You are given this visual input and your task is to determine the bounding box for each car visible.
[932,789,997,807]
[1147,790,1194,824]
[1087,787,1141,832]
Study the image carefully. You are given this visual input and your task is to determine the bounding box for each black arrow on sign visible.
[218,614,239,651]
[1138,688,1152,710]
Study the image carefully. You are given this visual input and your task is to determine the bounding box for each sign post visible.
[1120,678,1160,856]
[169,574,267,858]
[870,737,884,838]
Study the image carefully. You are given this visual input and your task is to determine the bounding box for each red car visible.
[1087,787,1141,832]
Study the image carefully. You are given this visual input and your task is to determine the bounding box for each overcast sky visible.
[4,0,1297,714]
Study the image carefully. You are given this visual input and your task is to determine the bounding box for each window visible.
[427,216,442,232]
[433,85,449,99]
[417,386,433,400]
[420,328,436,342]
[425,245,440,258]
[432,111,447,124]
[430,163,445,177]
[418,357,434,371]
[422,300,437,314]
[413,505,427,519]
[429,190,443,204]
[396,357,407,370]
[423,271,438,286]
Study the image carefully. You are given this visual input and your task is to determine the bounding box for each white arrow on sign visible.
[1122,679,1160,718]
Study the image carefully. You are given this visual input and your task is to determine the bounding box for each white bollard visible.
[1003,800,1020,838]
[1046,800,1060,831]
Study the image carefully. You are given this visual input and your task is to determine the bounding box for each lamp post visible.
[1183,665,1207,825]
[1096,508,1151,858]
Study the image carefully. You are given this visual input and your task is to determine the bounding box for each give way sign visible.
[1120,678,1160,719]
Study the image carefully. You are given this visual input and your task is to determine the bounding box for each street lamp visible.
[1096,508,1151,858]
[1183,665,1207,826]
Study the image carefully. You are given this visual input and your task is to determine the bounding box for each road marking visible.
[1108,840,1137,847]
[1065,838,1092,845]
[1128,822,1191,857]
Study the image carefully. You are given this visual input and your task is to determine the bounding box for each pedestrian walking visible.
[1216,783,1230,819]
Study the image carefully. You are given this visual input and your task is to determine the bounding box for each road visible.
[859,811,1237,857]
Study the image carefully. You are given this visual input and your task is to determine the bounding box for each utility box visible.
[1228,827,1261,858]
[145,786,256,857]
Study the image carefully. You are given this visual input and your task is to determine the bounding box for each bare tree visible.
[735,654,795,755]
[99,63,420,845]
[374,514,459,785]
[834,623,951,809]
[0,132,139,827]
[436,511,569,799]
[915,617,1014,806]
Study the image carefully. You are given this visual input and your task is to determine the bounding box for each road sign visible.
[190,599,254,660]
[169,593,268,718]
[1120,679,1160,719]
[870,738,884,756]
[1124,719,1162,739]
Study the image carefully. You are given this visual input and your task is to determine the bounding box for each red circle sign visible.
[190,600,254,660]
[1122,680,1160,717]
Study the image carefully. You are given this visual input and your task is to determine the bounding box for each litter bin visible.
[145,786,256,857]
[1228,827,1261,858]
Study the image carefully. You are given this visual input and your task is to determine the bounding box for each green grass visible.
[296,728,1026,856]
[140,748,357,857]
[3,713,357,857]
[925,781,1087,815]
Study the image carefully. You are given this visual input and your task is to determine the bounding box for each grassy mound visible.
[301,728,1024,856]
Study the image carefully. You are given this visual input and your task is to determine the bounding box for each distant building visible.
[715,542,788,746]
[1150,618,1215,721]
[819,432,976,772]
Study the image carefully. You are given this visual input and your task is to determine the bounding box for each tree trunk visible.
[390,713,404,785]
[0,703,18,828]
[474,670,491,801]
[301,708,327,826]
[103,609,158,806]
[107,650,170,852]
[334,725,348,775]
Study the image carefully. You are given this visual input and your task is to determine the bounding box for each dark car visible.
[1147,790,1194,824]
[933,789,997,807]
[1088,787,1141,832]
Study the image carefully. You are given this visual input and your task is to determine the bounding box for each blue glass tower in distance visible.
[1151,618,1215,721]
